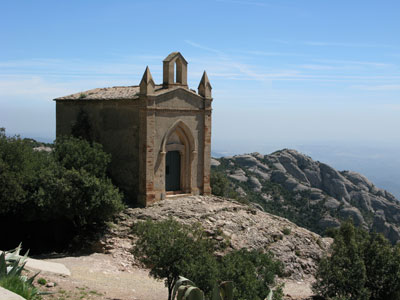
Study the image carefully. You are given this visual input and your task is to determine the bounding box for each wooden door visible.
[166,151,181,191]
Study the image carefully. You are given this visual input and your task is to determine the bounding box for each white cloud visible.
[352,84,400,91]
[303,41,391,48]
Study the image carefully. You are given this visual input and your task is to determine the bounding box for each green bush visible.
[31,166,124,226]
[0,128,48,215]
[0,276,42,300]
[313,221,400,300]
[0,129,124,233]
[0,245,43,300]
[210,170,240,200]
[220,249,283,300]
[53,135,110,178]
[132,218,219,300]
[132,219,282,300]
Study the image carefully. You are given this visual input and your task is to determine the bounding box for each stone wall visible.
[56,100,141,202]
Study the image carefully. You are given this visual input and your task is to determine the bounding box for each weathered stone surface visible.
[213,149,400,243]
[55,52,212,206]
[235,186,247,197]
[339,207,365,226]
[210,158,220,167]
[318,215,341,229]
[0,287,25,300]
[324,197,340,209]
[95,196,332,281]
[228,168,248,182]
[25,258,71,276]
[248,176,262,192]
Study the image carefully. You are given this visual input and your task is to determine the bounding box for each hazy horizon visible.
[1,1,399,197]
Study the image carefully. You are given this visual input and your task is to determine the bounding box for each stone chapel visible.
[54,52,212,206]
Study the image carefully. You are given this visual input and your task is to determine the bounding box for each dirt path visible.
[33,253,313,300]
[36,253,167,300]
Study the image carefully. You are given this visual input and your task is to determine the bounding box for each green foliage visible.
[71,110,92,141]
[31,166,123,226]
[313,221,400,300]
[132,218,219,300]
[0,276,42,300]
[174,277,205,300]
[132,219,282,300]
[37,278,46,285]
[219,249,283,300]
[210,170,239,199]
[172,276,233,300]
[0,128,48,215]
[0,129,123,233]
[54,135,110,178]
[0,245,43,300]
[211,156,330,235]
[282,227,291,235]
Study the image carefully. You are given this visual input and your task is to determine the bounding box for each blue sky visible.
[1,0,399,153]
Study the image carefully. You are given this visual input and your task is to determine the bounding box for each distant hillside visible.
[212,149,400,243]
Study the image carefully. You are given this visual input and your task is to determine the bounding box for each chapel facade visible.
[54,52,212,206]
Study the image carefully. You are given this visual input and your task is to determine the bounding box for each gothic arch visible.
[161,120,196,194]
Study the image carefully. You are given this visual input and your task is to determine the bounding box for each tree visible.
[313,221,400,300]
[220,249,283,300]
[53,135,111,178]
[132,218,219,300]
[0,129,124,251]
[132,218,284,300]
[362,233,400,300]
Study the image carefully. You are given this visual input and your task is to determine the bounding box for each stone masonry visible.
[54,52,213,206]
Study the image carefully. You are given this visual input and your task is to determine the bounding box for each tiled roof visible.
[54,84,200,101]
[54,86,141,101]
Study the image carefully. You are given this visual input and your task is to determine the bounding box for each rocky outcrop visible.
[95,196,331,282]
[213,149,400,243]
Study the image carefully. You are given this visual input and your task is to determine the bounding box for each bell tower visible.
[163,52,188,88]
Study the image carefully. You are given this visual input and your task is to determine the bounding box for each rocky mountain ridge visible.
[212,149,400,243]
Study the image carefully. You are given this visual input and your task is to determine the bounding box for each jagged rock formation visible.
[93,196,331,282]
[212,149,400,243]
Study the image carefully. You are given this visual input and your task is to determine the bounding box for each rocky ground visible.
[28,195,331,300]
[213,149,400,243]
[93,195,332,298]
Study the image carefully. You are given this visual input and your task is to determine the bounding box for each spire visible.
[198,71,212,98]
[139,66,155,95]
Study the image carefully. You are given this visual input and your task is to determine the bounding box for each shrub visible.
[132,218,219,300]
[0,129,124,251]
[220,249,283,300]
[132,219,283,300]
[0,276,42,300]
[313,221,400,300]
[0,128,48,215]
[53,135,110,178]
[0,245,43,300]
[210,170,239,199]
[37,278,46,285]
[0,132,123,226]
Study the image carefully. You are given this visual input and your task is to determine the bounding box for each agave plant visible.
[172,276,235,300]
[172,276,204,300]
[213,281,233,300]
[0,244,50,300]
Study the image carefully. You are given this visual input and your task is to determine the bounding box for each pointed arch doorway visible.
[166,150,181,191]
[161,120,196,195]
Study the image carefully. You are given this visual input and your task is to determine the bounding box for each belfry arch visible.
[163,52,188,87]
[161,120,196,194]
